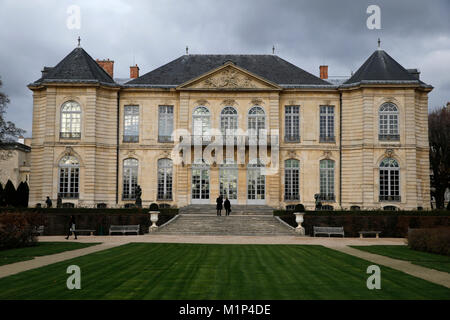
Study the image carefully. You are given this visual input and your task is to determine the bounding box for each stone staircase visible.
[179,204,274,216]
[156,214,295,236]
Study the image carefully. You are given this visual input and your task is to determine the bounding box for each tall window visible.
[285,106,300,142]
[193,106,211,143]
[319,106,334,142]
[157,159,173,200]
[220,106,238,137]
[159,105,174,142]
[379,103,399,141]
[60,101,81,139]
[59,156,79,199]
[123,158,138,200]
[379,158,400,201]
[319,159,335,201]
[248,106,265,137]
[124,105,139,142]
[285,159,300,200]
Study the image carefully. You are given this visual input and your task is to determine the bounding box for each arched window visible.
[379,103,399,141]
[60,101,81,139]
[123,158,138,200]
[193,106,210,138]
[379,158,400,201]
[220,106,238,137]
[319,159,335,201]
[157,159,173,200]
[59,156,79,199]
[285,159,300,201]
[248,106,265,137]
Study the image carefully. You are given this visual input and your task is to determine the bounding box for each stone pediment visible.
[177,63,281,91]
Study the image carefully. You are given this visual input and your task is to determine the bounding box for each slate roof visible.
[30,47,116,86]
[343,49,426,86]
[125,54,331,87]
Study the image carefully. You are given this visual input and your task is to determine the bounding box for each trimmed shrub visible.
[3,180,17,207]
[16,182,29,207]
[407,228,450,256]
[0,212,46,250]
[149,203,159,211]
[294,204,305,212]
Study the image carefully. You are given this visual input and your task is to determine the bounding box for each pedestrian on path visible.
[224,197,231,216]
[65,215,78,240]
[216,195,223,216]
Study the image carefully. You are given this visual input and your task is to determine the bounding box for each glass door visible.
[192,163,210,204]
[247,160,265,204]
[219,161,238,204]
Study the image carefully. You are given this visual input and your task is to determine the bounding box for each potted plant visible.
[293,204,305,235]
[149,203,159,232]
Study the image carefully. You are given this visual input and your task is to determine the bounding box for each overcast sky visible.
[0,0,449,136]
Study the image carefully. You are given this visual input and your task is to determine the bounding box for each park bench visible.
[109,225,140,235]
[33,225,45,236]
[358,231,382,239]
[313,226,345,237]
[73,229,96,236]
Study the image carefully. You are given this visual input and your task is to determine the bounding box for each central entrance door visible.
[247,160,266,204]
[191,162,210,204]
[219,161,238,204]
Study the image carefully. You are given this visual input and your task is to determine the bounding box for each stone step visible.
[179,205,275,215]
[156,214,295,236]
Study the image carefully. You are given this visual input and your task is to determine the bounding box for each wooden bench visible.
[33,225,45,236]
[359,231,382,239]
[313,226,345,237]
[109,225,140,235]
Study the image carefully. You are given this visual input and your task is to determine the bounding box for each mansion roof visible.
[30,46,432,90]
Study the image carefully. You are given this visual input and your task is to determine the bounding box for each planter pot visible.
[149,211,159,232]
[294,212,305,235]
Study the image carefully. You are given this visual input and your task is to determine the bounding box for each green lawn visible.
[0,243,448,300]
[0,242,100,266]
[351,245,450,273]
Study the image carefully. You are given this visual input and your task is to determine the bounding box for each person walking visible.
[224,197,231,216]
[65,215,78,240]
[216,195,223,216]
[45,196,52,208]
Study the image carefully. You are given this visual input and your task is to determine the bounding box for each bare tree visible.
[429,105,450,209]
[0,76,25,143]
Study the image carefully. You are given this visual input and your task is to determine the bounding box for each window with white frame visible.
[285,106,300,142]
[285,159,300,200]
[319,106,334,142]
[124,105,139,142]
[157,159,173,200]
[319,159,335,201]
[59,156,79,198]
[379,158,400,201]
[60,101,81,139]
[379,103,399,141]
[158,105,174,142]
[193,106,211,143]
[220,106,238,137]
[248,106,265,137]
[123,158,138,200]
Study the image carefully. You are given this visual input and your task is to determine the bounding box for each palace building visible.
[27,44,432,210]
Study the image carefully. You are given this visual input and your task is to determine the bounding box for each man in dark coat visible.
[224,197,231,216]
[216,195,223,216]
[45,196,52,208]
[65,215,78,240]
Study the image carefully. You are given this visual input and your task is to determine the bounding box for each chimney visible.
[320,65,328,80]
[96,59,114,78]
[407,68,420,80]
[130,64,140,79]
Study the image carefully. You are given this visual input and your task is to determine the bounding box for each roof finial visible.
[272,45,275,55]
[77,36,81,47]
[186,46,189,55]
[377,38,381,50]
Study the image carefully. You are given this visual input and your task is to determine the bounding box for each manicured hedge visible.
[273,209,450,216]
[0,212,46,250]
[0,207,179,215]
[277,212,450,238]
[408,228,450,256]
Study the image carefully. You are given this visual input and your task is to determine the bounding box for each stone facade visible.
[0,139,31,188]
[27,48,432,210]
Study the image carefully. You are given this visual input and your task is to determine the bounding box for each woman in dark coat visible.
[216,195,223,216]
[224,197,231,216]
